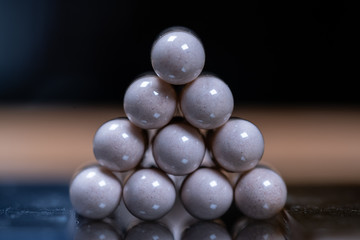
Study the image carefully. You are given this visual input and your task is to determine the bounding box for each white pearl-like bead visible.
[93,118,147,172]
[210,118,264,172]
[180,168,233,220]
[180,74,234,129]
[234,167,287,220]
[151,27,205,85]
[123,168,176,220]
[152,121,205,175]
[69,165,122,219]
[124,74,177,129]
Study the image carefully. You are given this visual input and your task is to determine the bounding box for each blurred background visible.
[0,0,357,105]
[0,0,358,184]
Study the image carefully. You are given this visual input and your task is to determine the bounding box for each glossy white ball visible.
[123,169,176,220]
[93,118,147,172]
[124,74,177,129]
[69,165,122,219]
[180,74,234,129]
[151,27,205,85]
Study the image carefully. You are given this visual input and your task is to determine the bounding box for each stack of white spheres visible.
[69,27,287,223]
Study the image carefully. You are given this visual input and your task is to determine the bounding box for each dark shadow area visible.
[0,0,357,105]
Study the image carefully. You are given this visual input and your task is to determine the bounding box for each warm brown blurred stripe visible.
[1,104,360,185]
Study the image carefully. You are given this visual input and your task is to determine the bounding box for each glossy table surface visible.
[1,183,360,239]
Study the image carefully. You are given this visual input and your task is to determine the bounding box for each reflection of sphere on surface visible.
[181,221,231,240]
[125,222,174,240]
[235,220,286,240]
[74,221,120,240]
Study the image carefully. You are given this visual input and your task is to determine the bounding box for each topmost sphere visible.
[151,27,205,85]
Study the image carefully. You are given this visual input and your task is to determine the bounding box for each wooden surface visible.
[1,104,360,185]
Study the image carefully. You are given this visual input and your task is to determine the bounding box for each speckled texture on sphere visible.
[93,118,147,172]
[125,222,174,240]
[182,221,231,240]
[234,167,287,220]
[151,27,205,85]
[124,74,177,129]
[152,121,205,175]
[123,168,176,221]
[69,165,122,219]
[211,118,264,172]
[180,168,233,220]
[180,75,234,129]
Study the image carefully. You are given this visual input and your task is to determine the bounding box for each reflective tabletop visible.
[1,184,360,239]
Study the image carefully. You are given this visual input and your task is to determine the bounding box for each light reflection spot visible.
[263,180,271,187]
[181,158,188,164]
[98,180,106,187]
[167,35,177,42]
[140,81,150,88]
[209,89,217,95]
[241,132,249,138]
[86,172,96,179]
[181,136,189,142]
[152,181,160,187]
[181,44,189,50]
[109,123,119,131]
[209,180,218,187]
[122,133,129,139]
[210,203,217,209]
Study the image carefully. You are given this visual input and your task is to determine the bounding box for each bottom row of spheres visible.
[70,164,287,221]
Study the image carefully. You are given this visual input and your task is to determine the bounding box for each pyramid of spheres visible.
[69,27,287,224]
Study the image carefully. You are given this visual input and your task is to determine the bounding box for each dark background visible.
[0,0,356,105]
